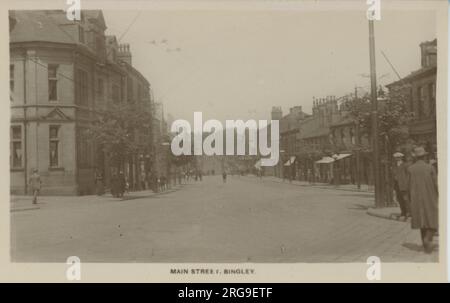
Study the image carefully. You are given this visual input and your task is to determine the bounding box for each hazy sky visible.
[103,7,436,124]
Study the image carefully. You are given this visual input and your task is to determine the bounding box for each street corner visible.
[10,196,40,212]
[10,205,40,213]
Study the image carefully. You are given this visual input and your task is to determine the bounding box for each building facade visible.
[9,10,153,195]
[386,39,437,153]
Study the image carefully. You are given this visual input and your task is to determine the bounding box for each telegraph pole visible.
[368,20,382,207]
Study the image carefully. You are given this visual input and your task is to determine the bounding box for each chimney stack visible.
[118,43,132,66]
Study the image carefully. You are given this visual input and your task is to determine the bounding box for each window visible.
[127,77,133,102]
[429,82,436,116]
[49,126,60,167]
[10,126,22,168]
[48,64,58,101]
[340,128,346,144]
[10,64,14,93]
[138,84,142,101]
[417,86,424,119]
[10,64,14,102]
[76,69,89,106]
[350,128,355,145]
[78,129,89,168]
[112,49,117,61]
[112,84,120,103]
[96,78,104,100]
[96,36,105,56]
[409,87,414,112]
[78,25,85,44]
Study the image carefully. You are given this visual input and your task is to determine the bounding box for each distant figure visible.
[29,169,42,204]
[118,171,126,197]
[141,172,147,190]
[222,171,227,183]
[152,175,157,191]
[429,152,438,174]
[95,169,104,196]
[392,152,410,220]
[110,173,119,197]
[160,176,166,192]
[307,168,312,184]
[156,177,161,192]
[408,147,438,254]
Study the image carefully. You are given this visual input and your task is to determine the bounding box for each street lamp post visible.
[368,20,382,207]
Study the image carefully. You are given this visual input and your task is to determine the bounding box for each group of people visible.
[110,171,127,198]
[392,146,438,254]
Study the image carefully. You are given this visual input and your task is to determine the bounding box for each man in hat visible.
[29,169,42,204]
[408,146,438,254]
[118,171,126,197]
[392,152,410,220]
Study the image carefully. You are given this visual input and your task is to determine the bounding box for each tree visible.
[341,85,414,206]
[87,102,153,171]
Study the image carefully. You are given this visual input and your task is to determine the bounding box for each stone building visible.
[9,10,153,195]
[296,96,341,182]
[386,39,437,153]
[270,105,310,178]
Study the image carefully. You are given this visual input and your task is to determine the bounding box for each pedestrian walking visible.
[95,169,104,196]
[408,147,438,254]
[141,171,147,190]
[160,176,166,192]
[392,152,410,220]
[110,172,119,197]
[29,169,42,204]
[222,171,227,183]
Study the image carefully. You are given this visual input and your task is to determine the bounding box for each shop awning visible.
[315,156,335,164]
[334,153,352,161]
[284,156,296,166]
[315,154,352,164]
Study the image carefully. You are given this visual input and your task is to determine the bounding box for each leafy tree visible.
[87,102,153,170]
[341,85,415,206]
[343,86,414,151]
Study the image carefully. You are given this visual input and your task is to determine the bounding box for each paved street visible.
[11,175,438,263]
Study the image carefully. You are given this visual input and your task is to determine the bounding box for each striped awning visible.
[315,156,335,164]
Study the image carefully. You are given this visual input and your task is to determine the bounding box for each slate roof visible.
[10,10,76,44]
[386,65,436,88]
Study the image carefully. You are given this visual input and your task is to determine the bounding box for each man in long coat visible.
[118,172,126,197]
[408,147,438,254]
[110,173,119,197]
[392,152,410,219]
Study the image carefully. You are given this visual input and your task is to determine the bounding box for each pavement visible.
[256,175,411,223]
[10,175,438,263]
[258,175,374,192]
[366,207,409,222]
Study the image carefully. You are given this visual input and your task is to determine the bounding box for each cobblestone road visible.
[11,175,438,263]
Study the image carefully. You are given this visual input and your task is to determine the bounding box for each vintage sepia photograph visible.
[4,0,447,279]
